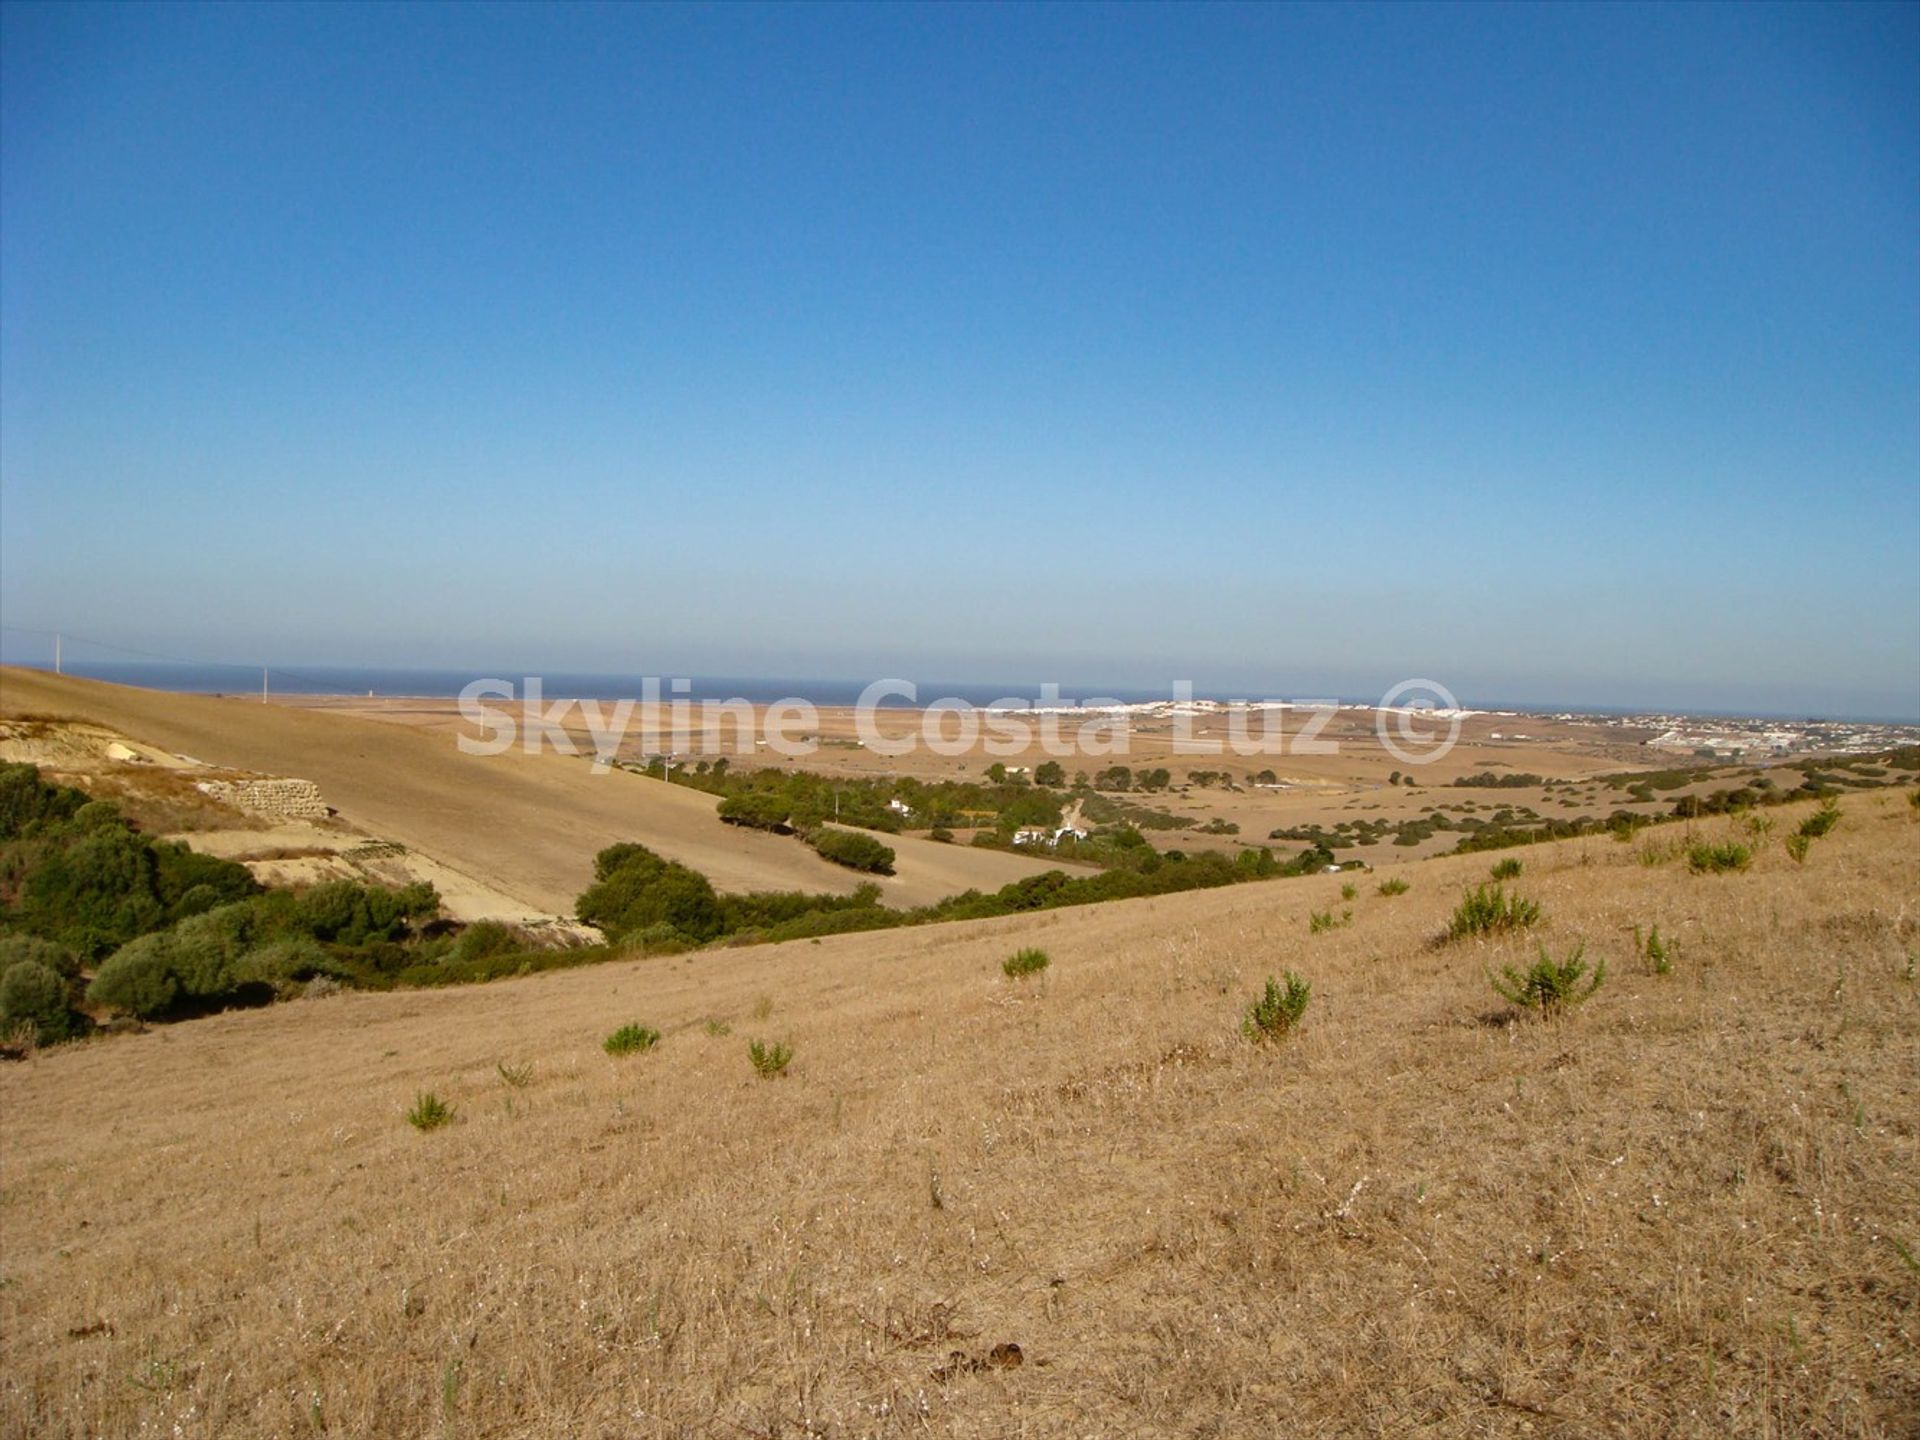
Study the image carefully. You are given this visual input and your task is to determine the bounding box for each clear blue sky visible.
[3,2,1916,718]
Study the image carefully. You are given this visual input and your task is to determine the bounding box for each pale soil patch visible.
[2,794,1915,1437]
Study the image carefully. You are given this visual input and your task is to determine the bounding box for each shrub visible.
[1340,882,1357,901]
[717,793,796,833]
[1308,909,1338,934]
[748,1038,792,1078]
[0,934,79,980]
[604,1023,661,1056]
[1446,884,1540,941]
[0,762,88,837]
[86,933,182,1017]
[576,844,725,942]
[624,921,692,956]
[0,960,79,1044]
[1242,972,1311,1043]
[236,937,333,988]
[450,921,520,964]
[1490,943,1605,1015]
[1639,923,1674,976]
[1798,801,1842,839]
[1490,857,1524,881]
[1002,946,1049,978]
[407,1092,454,1130]
[295,880,437,945]
[1687,842,1751,874]
[16,826,164,957]
[929,826,954,843]
[1784,833,1811,865]
[1377,877,1409,897]
[808,829,897,875]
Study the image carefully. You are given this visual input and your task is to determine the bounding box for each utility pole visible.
[262,667,269,705]
[54,634,61,675]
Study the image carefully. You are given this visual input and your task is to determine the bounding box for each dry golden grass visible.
[0,670,1070,915]
[2,794,1916,1437]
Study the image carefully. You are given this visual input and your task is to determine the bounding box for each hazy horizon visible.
[1,645,1916,727]
[3,5,1916,720]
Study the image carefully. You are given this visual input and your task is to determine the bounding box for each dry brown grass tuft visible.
[1,797,1916,1436]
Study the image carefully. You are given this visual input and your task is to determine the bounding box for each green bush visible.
[16,826,165,957]
[603,1023,661,1056]
[576,843,725,942]
[294,880,437,944]
[1446,884,1541,941]
[450,920,519,962]
[0,960,80,1044]
[1490,943,1604,1015]
[1002,946,1049,978]
[1243,972,1310,1042]
[236,937,334,988]
[86,933,181,1017]
[1490,857,1524,881]
[624,921,692,956]
[1640,923,1674,976]
[748,1038,793,1078]
[808,829,896,875]
[0,934,79,980]
[1798,801,1842,839]
[1377,877,1409,897]
[407,1092,454,1131]
[166,924,238,1000]
[0,762,88,838]
[1687,842,1751,874]
[717,793,796,832]
[1784,833,1811,864]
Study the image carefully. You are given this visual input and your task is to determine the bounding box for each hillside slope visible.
[2,792,1916,1437]
[0,668,1071,913]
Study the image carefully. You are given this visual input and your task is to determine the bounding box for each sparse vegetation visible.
[1798,800,1842,839]
[1242,972,1311,1042]
[1446,883,1541,941]
[747,1038,792,1078]
[603,1023,661,1056]
[1637,923,1674,975]
[1687,841,1752,874]
[1377,876,1409,897]
[1784,833,1812,864]
[406,1092,454,1131]
[1489,943,1605,1015]
[1002,946,1049,978]
[1490,856,1523,881]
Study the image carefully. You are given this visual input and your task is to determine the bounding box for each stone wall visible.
[196,778,328,821]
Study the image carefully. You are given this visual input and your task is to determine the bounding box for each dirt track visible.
[0,669,1069,915]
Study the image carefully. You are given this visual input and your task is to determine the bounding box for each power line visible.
[0,625,414,696]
